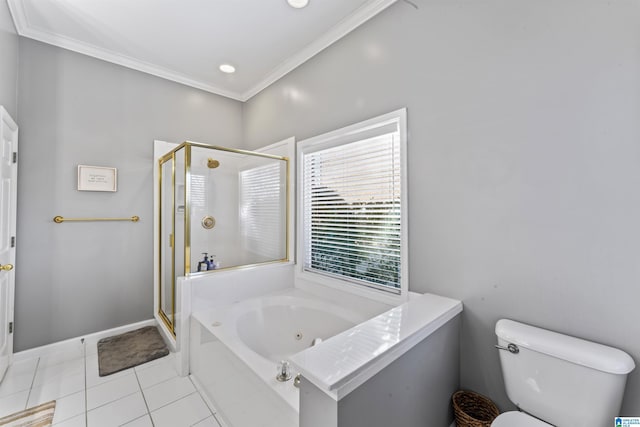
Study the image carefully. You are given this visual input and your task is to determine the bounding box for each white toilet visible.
[492,319,635,426]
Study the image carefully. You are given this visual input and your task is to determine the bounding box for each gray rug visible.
[97,326,169,376]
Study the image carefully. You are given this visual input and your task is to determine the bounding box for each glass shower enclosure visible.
[157,141,289,336]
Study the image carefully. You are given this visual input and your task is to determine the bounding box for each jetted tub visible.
[188,287,462,427]
[189,288,379,427]
[235,294,367,366]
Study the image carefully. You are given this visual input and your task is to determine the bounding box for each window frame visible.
[296,108,408,304]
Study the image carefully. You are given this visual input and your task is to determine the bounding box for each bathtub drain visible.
[294,332,303,340]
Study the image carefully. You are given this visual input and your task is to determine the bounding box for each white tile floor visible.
[0,344,222,427]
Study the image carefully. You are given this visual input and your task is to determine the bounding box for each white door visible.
[0,106,18,381]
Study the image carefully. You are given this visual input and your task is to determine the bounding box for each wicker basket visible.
[452,390,500,427]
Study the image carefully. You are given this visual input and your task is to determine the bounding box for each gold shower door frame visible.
[157,141,290,336]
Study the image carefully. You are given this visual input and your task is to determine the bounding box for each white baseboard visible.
[13,319,157,361]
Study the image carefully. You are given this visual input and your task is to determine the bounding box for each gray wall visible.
[243,0,640,415]
[15,38,242,351]
[0,0,18,117]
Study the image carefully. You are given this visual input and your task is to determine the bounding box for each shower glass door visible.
[159,155,174,334]
[157,142,289,336]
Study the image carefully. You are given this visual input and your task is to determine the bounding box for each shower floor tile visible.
[0,344,222,427]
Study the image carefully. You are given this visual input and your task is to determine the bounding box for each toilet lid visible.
[492,411,552,427]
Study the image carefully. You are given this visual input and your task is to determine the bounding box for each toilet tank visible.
[496,319,635,427]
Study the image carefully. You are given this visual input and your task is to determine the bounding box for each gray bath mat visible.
[97,326,169,376]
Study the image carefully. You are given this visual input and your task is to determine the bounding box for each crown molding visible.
[7,0,398,103]
[7,0,244,100]
[22,27,244,100]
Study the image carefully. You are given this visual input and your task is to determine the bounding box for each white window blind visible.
[240,163,285,260]
[302,128,402,292]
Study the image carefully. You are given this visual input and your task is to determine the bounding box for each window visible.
[298,109,407,295]
[239,162,286,261]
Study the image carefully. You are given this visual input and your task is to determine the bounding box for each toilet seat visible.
[491,411,553,426]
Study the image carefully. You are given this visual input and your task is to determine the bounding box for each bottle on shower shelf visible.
[208,255,220,270]
[198,253,209,272]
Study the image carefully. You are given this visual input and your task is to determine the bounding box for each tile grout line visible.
[119,414,151,427]
[211,413,225,427]
[145,389,203,421]
[189,414,212,427]
[187,375,220,427]
[14,351,208,426]
[85,388,139,413]
[24,356,40,410]
[133,368,155,427]
[187,376,217,419]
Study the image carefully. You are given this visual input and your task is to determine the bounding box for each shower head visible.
[207,158,220,168]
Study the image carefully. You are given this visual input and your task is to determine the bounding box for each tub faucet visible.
[276,360,292,382]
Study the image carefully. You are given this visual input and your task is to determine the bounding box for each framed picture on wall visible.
[77,165,117,192]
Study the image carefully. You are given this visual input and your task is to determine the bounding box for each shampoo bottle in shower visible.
[208,255,217,270]
[198,253,209,272]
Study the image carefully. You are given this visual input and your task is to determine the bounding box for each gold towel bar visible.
[53,216,140,223]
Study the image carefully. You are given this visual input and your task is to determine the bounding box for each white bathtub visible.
[235,293,367,364]
[189,288,379,427]
[189,286,463,427]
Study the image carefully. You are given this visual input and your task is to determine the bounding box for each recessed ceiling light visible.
[287,0,309,9]
[219,64,236,74]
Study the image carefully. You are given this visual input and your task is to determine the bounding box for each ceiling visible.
[7,0,397,101]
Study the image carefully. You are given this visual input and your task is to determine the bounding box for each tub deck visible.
[290,292,462,399]
[189,288,462,427]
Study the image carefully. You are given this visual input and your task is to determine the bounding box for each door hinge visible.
[10,236,15,248]
[12,152,16,164]
[8,322,13,334]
